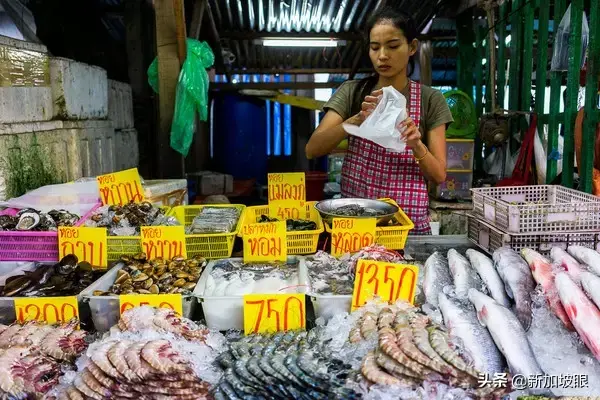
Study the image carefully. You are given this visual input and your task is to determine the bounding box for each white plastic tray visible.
[194,257,308,331]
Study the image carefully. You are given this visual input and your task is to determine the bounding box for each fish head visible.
[467,288,496,326]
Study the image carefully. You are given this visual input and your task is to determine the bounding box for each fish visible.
[492,247,535,330]
[567,245,600,276]
[438,292,505,375]
[555,272,600,361]
[466,249,511,307]
[447,249,484,299]
[550,247,585,284]
[521,248,574,331]
[422,252,453,307]
[468,289,547,385]
[581,271,600,310]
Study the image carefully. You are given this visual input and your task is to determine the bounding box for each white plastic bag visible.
[343,86,407,152]
[550,4,589,71]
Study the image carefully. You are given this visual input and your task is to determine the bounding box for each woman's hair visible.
[350,6,418,115]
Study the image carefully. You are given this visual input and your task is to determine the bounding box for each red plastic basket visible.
[0,204,100,262]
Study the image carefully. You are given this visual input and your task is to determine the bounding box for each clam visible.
[149,284,160,294]
[175,272,191,279]
[115,271,130,284]
[133,253,146,261]
[133,273,149,282]
[154,266,167,276]
[137,289,151,294]
[142,278,154,289]
[172,278,186,287]
[183,282,196,290]
[168,287,179,294]
[159,273,172,282]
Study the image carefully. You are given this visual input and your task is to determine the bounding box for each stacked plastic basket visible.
[467,185,600,256]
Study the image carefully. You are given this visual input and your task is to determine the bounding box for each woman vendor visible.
[305,7,453,235]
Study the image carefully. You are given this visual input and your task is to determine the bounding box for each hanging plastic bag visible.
[342,86,407,152]
[550,4,589,71]
[147,39,215,157]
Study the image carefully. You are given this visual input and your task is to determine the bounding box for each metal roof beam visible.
[210,81,342,90]
[205,1,232,83]
[222,68,373,74]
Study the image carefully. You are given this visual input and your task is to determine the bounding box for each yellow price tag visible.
[119,294,183,315]
[243,221,287,262]
[97,168,145,206]
[268,200,308,220]
[267,173,306,202]
[14,296,79,324]
[351,260,419,311]
[58,226,107,268]
[140,226,187,260]
[243,293,305,335]
[330,218,376,257]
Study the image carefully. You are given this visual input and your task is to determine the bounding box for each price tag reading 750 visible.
[351,260,419,311]
[243,294,305,335]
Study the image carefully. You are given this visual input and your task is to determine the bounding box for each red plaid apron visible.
[341,80,431,235]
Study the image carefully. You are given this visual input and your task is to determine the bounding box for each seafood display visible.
[258,214,317,231]
[201,259,303,296]
[0,319,87,398]
[186,206,241,234]
[84,202,179,236]
[0,208,80,231]
[214,330,361,399]
[93,254,207,296]
[331,204,387,217]
[0,255,103,297]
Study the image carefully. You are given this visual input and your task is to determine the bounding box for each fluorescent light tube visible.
[258,38,344,47]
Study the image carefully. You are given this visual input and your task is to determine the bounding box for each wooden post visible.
[154,0,185,178]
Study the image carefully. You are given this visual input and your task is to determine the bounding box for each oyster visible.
[15,212,41,230]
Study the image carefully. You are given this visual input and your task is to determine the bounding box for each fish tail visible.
[514,303,532,331]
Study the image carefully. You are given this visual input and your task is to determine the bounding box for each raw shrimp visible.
[108,340,140,382]
[141,340,189,374]
[361,351,401,385]
[360,311,378,339]
[428,327,479,379]
[378,327,426,376]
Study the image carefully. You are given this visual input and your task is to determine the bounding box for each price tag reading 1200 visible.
[97,168,145,206]
[140,226,187,260]
[351,260,419,311]
[119,294,183,315]
[14,297,79,325]
[243,221,287,262]
[330,218,376,257]
[58,227,107,268]
[243,294,305,335]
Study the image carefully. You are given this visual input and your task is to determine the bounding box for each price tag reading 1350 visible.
[243,294,305,335]
[351,259,419,311]
[58,227,107,268]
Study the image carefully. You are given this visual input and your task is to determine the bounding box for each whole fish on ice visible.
[466,249,510,307]
[567,245,600,276]
[581,271,600,310]
[438,292,505,375]
[550,247,584,284]
[447,249,484,299]
[468,289,547,386]
[521,248,574,331]
[492,247,535,330]
[423,252,453,307]
[555,272,600,361]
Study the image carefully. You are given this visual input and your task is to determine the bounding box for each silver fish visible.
[466,249,511,307]
[438,292,505,375]
[581,271,600,310]
[447,249,484,299]
[492,247,535,330]
[567,245,600,276]
[423,252,453,307]
[468,289,546,384]
[550,247,584,284]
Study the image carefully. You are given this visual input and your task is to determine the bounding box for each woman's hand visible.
[347,89,383,126]
[398,117,423,150]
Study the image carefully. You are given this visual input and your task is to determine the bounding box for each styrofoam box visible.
[50,57,108,120]
[309,294,352,322]
[108,80,134,129]
[81,262,198,333]
[0,36,53,123]
[0,120,116,200]
[194,257,308,331]
[115,128,139,171]
[144,179,189,207]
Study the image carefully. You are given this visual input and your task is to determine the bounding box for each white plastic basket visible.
[467,215,600,256]
[471,185,600,234]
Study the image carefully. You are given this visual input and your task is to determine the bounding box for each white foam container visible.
[115,128,139,171]
[194,257,308,331]
[81,262,198,333]
[108,80,134,129]
[308,294,352,322]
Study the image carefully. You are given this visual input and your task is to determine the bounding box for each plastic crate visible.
[467,215,600,257]
[239,202,324,255]
[446,139,475,170]
[471,185,600,234]
[169,204,246,259]
[324,199,414,250]
[0,204,100,262]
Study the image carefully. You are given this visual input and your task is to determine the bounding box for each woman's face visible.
[369,21,417,78]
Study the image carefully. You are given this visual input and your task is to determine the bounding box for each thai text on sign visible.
[14,296,79,324]
[351,260,419,311]
[330,218,376,257]
[58,227,107,268]
[267,173,306,202]
[119,294,183,315]
[243,221,287,262]
[140,226,187,260]
[243,294,305,335]
[97,168,145,206]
